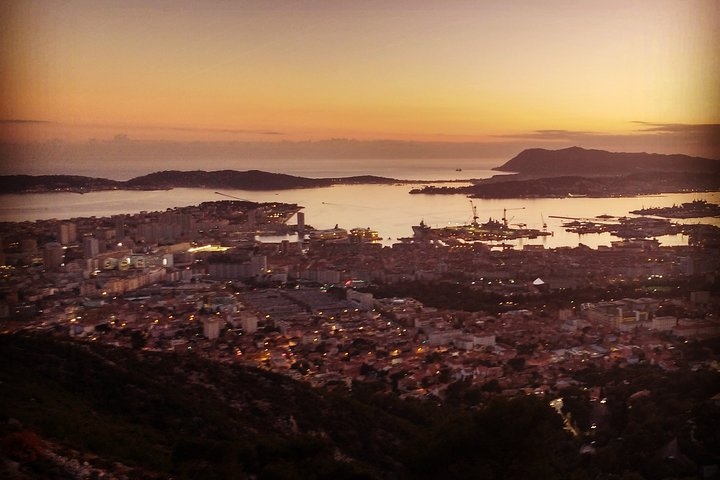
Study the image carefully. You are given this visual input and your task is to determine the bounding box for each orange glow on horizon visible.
[1,0,718,151]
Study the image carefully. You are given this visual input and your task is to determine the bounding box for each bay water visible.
[1,184,718,249]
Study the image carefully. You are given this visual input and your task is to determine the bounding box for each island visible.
[0,170,414,194]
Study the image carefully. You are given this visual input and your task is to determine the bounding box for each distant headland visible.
[494,146,719,176]
[1,147,718,196]
[411,147,720,198]
[0,170,412,195]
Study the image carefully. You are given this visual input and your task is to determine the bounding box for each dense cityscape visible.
[1,197,719,477]
[3,1,719,478]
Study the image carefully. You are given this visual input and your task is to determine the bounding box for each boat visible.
[308,225,348,242]
[349,227,380,243]
[412,220,432,237]
[412,201,551,242]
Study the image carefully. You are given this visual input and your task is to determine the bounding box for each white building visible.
[240,314,259,334]
[203,317,221,340]
[650,316,677,331]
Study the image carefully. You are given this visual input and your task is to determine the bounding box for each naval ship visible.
[413,201,551,242]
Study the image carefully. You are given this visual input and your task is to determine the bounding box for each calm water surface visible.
[1,186,718,249]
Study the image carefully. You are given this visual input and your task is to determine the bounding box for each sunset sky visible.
[1,0,719,162]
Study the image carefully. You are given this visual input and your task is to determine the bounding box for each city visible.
[2,1,719,478]
[2,200,718,398]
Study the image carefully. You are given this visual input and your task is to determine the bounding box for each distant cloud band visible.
[166,126,283,136]
[630,121,720,134]
[492,129,598,140]
[0,119,53,124]
[0,119,283,136]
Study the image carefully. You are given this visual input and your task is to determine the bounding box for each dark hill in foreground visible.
[0,333,582,479]
[1,333,717,479]
[0,333,414,478]
[495,146,720,176]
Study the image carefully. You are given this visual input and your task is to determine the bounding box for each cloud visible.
[1,119,282,137]
[80,124,285,136]
[0,119,53,124]
[166,126,284,136]
[492,129,598,140]
[111,134,131,144]
[630,121,720,135]
[54,122,285,137]
[495,122,720,141]
[488,122,720,158]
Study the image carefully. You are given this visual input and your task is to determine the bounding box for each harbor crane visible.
[469,200,480,227]
[467,202,526,228]
[215,191,251,202]
[502,207,525,228]
[548,215,616,222]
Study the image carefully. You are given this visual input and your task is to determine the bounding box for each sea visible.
[1,158,719,249]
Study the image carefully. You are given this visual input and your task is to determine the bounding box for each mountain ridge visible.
[494,146,720,176]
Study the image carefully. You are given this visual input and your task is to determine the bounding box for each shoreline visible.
[2,170,719,200]
[0,172,474,196]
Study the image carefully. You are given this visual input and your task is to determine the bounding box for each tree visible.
[130,330,147,350]
[403,395,583,479]
[507,357,526,372]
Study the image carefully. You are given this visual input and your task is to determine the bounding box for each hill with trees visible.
[494,146,720,176]
[0,171,405,194]
[1,333,717,479]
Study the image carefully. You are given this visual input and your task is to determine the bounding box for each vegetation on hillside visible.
[1,333,717,479]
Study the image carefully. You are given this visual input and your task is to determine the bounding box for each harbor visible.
[411,201,552,242]
[2,186,719,250]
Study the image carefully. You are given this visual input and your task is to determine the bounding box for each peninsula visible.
[411,147,720,198]
[493,146,720,176]
[410,172,720,198]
